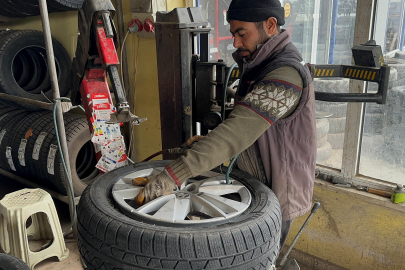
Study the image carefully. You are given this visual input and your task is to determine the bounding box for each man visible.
[135,0,316,251]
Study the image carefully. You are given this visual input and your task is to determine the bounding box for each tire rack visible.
[0,0,78,236]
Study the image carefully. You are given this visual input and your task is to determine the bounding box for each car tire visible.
[327,133,345,149]
[316,118,329,138]
[313,78,350,93]
[315,102,347,118]
[328,117,346,134]
[316,142,332,163]
[0,30,71,110]
[317,134,327,148]
[77,161,282,270]
[0,253,30,270]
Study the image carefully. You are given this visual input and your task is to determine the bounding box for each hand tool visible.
[278,202,321,270]
[357,186,392,198]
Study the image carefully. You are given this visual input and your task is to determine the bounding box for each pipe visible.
[142,150,169,162]
[38,0,77,238]
[115,0,130,99]
[222,62,238,121]
[329,0,339,64]
[401,2,405,51]
[0,93,54,110]
[226,154,239,185]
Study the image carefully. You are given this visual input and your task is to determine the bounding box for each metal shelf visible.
[0,0,77,236]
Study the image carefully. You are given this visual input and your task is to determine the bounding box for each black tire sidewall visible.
[0,253,30,270]
[83,161,280,231]
[0,31,70,100]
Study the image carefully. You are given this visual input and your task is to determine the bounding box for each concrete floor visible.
[0,178,316,270]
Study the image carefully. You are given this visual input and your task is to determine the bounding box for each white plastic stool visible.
[0,188,69,269]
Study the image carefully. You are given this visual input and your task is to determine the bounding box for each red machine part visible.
[96,21,120,65]
[143,19,155,33]
[128,18,143,33]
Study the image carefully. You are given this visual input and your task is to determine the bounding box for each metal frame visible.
[317,0,399,191]
[0,0,78,234]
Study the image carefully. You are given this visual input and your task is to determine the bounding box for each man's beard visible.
[237,32,271,60]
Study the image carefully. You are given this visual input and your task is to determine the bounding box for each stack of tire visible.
[0,30,71,110]
[0,105,99,196]
[0,0,84,23]
[316,118,332,163]
[314,78,349,152]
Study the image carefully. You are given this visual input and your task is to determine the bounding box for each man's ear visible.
[264,17,278,35]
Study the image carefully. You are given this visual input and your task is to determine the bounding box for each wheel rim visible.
[112,168,252,224]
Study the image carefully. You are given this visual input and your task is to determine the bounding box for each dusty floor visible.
[0,178,314,270]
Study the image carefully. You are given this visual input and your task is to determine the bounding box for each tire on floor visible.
[77,161,282,270]
[0,253,30,270]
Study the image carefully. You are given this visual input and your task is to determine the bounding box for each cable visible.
[226,154,240,185]
[53,97,77,237]
[222,62,238,121]
[141,150,169,162]
[120,30,130,98]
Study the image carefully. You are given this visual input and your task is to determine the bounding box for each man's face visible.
[230,20,270,60]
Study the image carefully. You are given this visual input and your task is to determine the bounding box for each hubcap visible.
[112,168,252,224]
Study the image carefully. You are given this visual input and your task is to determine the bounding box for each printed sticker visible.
[96,155,117,173]
[18,139,27,166]
[6,147,15,171]
[0,129,6,146]
[91,94,110,106]
[47,144,58,175]
[32,132,47,160]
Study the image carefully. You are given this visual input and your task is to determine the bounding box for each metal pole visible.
[38,0,77,238]
[329,0,339,64]
[115,0,130,98]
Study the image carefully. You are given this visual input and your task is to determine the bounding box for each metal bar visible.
[38,0,77,237]
[329,0,339,64]
[341,0,376,180]
[180,29,194,141]
[315,92,382,103]
[115,0,131,100]
[0,168,80,205]
[101,12,114,38]
[0,93,54,110]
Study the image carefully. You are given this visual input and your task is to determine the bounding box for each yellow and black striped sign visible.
[312,65,380,82]
[313,67,337,77]
[342,67,378,81]
[230,68,240,79]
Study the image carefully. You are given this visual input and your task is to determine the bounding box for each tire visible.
[327,133,345,149]
[24,113,81,190]
[328,117,346,134]
[313,78,350,93]
[39,116,99,196]
[0,110,31,171]
[0,30,71,110]
[10,111,52,177]
[316,118,329,138]
[363,113,384,135]
[0,253,30,270]
[31,114,98,195]
[77,161,282,270]
[317,134,327,148]
[385,58,405,72]
[316,142,332,163]
[395,51,405,60]
[315,101,347,117]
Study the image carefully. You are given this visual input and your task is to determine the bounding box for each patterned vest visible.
[237,42,317,221]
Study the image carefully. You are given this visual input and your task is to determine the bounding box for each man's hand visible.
[132,170,178,206]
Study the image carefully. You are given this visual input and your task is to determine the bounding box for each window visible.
[198,0,405,187]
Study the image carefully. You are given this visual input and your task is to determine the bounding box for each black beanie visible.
[227,0,285,26]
